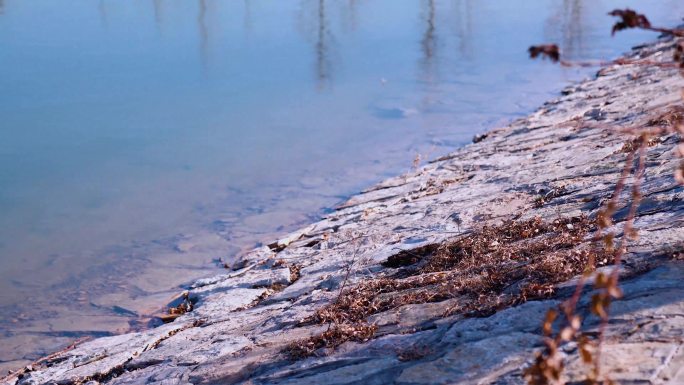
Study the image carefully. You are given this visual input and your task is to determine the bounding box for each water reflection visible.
[315,0,332,89]
[2,0,668,93]
[342,0,359,32]
[450,0,473,58]
[243,0,253,35]
[545,0,592,59]
[420,0,437,84]
[298,0,334,89]
[98,0,108,28]
[148,0,600,91]
[153,0,164,29]
[198,0,209,69]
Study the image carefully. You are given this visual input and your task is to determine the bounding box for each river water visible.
[1,0,682,371]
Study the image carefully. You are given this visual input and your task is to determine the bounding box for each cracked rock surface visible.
[4,38,684,385]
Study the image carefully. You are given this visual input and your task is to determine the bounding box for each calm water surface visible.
[1,0,683,370]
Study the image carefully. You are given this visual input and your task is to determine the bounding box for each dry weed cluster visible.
[525,9,684,385]
[287,216,611,358]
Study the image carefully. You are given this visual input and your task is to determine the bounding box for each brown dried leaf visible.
[603,233,615,252]
[675,41,684,68]
[529,44,560,63]
[579,336,594,364]
[591,293,609,319]
[597,210,612,229]
[594,272,609,289]
[676,165,684,185]
[608,284,623,299]
[676,143,684,157]
[560,326,574,342]
[626,227,639,240]
[542,309,557,336]
[609,9,651,35]
[570,315,581,330]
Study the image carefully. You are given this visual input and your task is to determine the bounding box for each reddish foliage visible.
[609,9,651,35]
[529,44,560,62]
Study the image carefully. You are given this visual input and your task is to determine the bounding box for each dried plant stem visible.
[336,236,364,304]
[561,148,635,322]
[644,26,684,38]
[327,235,364,332]
[559,57,680,68]
[593,136,648,380]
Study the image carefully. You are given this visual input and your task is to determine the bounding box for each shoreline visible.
[5,36,684,385]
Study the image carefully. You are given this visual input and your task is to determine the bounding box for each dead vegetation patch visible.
[286,216,612,358]
[287,324,377,359]
[382,244,439,268]
[618,135,662,154]
[160,292,195,323]
[272,259,301,282]
[646,104,684,128]
[616,105,684,154]
[289,264,302,283]
[534,186,568,207]
[397,344,433,362]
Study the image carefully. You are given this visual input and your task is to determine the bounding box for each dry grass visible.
[646,104,684,127]
[618,136,661,154]
[159,292,194,323]
[287,324,378,359]
[534,186,568,207]
[287,215,612,358]
[397,344,433,362]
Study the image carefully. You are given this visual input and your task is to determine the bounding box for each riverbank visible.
[5,36,684,385]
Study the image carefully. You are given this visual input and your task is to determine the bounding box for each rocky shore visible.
[4,37,684,385]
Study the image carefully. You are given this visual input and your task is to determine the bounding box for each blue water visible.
[1,0,682,369]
